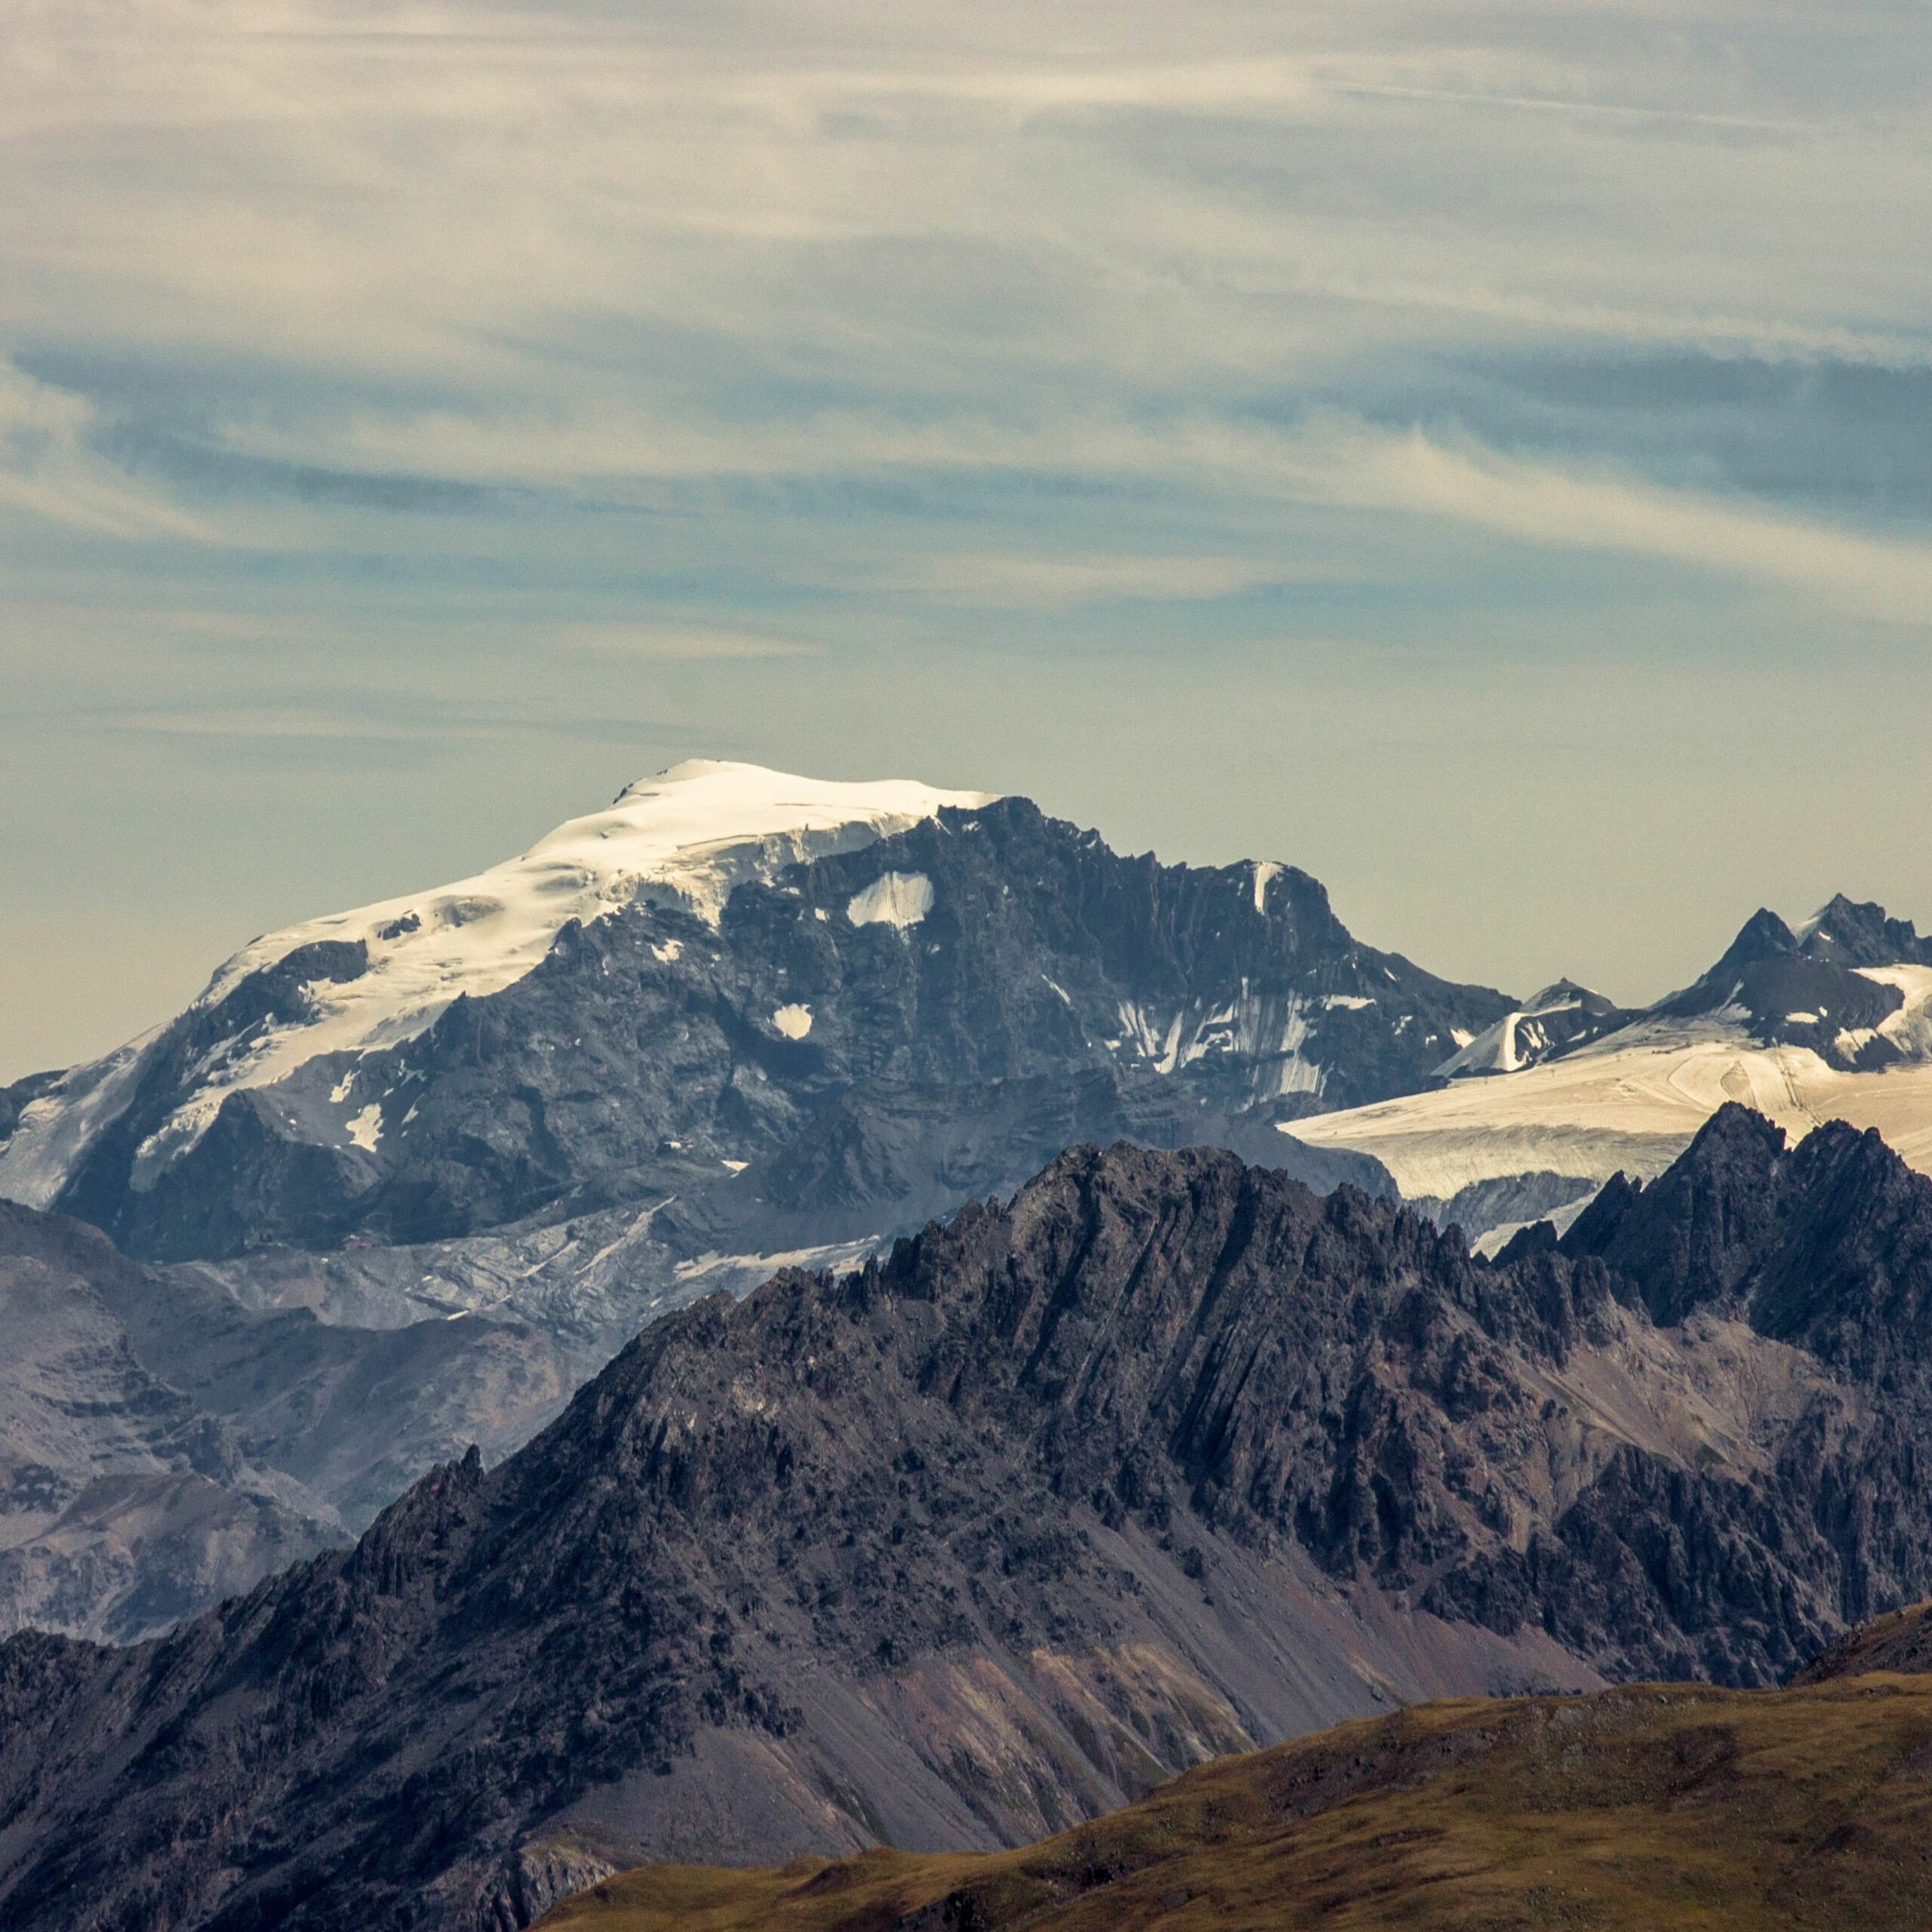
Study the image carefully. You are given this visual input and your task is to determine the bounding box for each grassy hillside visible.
[1795,1599,1932,1684]
[539,1671,1932,1930]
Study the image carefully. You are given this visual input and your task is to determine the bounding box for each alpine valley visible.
[9,763,1932,1930]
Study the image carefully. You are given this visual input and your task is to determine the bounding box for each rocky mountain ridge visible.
[1651,892,1932,1068]
[6,1107,1932,1928]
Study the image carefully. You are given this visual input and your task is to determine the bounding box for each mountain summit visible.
[0,764,1506,1279]
[2,762,995,1218]
[1654,895,1932,1064]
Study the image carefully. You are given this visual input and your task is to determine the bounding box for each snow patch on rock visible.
[1109,984,1323,1099]
[1856,964,1932,1057]
[847,871,935,929]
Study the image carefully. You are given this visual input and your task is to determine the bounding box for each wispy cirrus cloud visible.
[1261,420,1932,626]
[0,359,212,540]
[7,0,1932,1075]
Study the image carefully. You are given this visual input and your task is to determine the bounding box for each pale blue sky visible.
[5,1,1932,1078]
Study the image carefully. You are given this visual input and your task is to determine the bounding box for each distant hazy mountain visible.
[9,1108,1932,1929]
[0,1202,343,1641]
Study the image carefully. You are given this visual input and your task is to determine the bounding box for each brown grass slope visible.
[1795,1598,1932,1684]
[540,1672,1932,1932]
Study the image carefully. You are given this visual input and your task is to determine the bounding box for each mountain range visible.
[0,761,1478,1272]
[7,762,1932,1648]
[0,761,1497,1637]
[8,1105,1932,1927]
[1297,892,1932,1231]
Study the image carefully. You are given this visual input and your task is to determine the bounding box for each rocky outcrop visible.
[6,1110,1932,1928]
[473,1839,622,1932]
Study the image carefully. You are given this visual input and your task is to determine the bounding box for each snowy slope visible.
[0,762,995,1207]
[1434,979,1626,1078]
[1294,965,1932,1203]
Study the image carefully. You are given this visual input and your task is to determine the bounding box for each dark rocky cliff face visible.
[5,1109,1932,1930]
[38,797,1502,1263]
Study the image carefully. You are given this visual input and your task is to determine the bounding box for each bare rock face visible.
[472,1839,622,1932]
[6,1110,1932,1930]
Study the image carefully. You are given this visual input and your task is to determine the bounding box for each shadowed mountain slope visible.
[0,1198,575,1639]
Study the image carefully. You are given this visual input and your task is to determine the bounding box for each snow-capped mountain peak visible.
[1,766,1513,1262]
[202,758,997,1009]
[1,762,996,1203]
